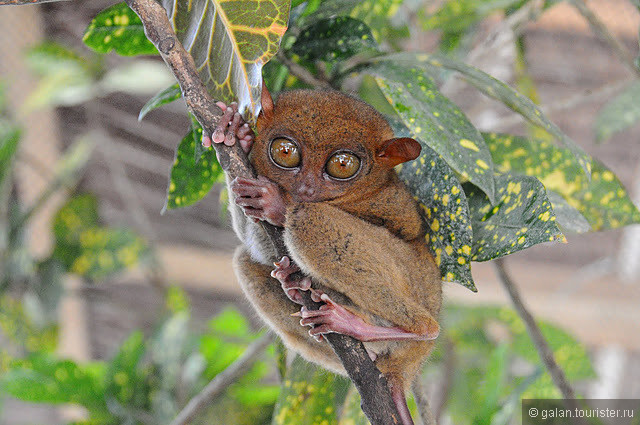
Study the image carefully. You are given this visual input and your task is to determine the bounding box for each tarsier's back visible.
[226,87,442,425]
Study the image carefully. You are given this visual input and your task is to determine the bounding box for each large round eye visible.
[326,152,361,180]
[270,138,301,168]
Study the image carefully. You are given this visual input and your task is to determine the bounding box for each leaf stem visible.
[276,50,332,89]
[493,258,581,411]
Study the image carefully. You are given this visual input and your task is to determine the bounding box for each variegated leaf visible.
[484,133,640,231]
[161,0,291,122]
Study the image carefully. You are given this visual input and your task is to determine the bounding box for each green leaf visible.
[104,331,150,408]
[476,343,509,424]
[376,53,592,178]
[165,285,190,314]
[0,354,104,410]
[83,2,158,56]
[484,132,640,230]
[272,356,350,425]
[52,194,149,280]
[465,173,565,261]
[165,126,224,210]
[420,0,521,33]
[64,227,149,280]
[24,42,98,110]
[209,308,252,338]
[160,0,291,121]
[0,118,21,185]
[545,191,591,234]
[0,295,58,353]
[99,60,175,96]
[292,17,378,62]
[594,81,640,142]
[351,0,405,42]
[53,194,99,246]
[364,62,496,203]
[26,42,96,76]
[139,83,182,121]
[392,119,475,290]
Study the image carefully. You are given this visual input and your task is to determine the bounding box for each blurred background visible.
[1,1,640,424]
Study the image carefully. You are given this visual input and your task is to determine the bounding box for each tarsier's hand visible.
[230,176,287,227]
[202,101,254,154]
[270,256,311,305]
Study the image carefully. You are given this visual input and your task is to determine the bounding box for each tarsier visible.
[208,84,443,425]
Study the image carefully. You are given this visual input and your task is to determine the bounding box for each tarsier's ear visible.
[377,138,421,167]
[259,79,274,121]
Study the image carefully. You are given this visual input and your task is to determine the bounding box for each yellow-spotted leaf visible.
[365,62,496,203]
[165,126,224,210]
[465,173,565,261]
[161,0,291,121]
[52,194,149,280]
[484,133,640,231]
[0,117,21,185]
[391,119,475,290]
[375,53,592,178]
[272,356,350,425]
[292,17,378,61]
[52,194,100,246]
[83,2,158,56]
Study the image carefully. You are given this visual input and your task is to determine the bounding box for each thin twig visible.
[568,0,640,77]
[494,259,581,411]
[125,1,402,424]
[411,379,436,425]
[277,50,332,89]
[169,332,274,425]
[441,0,544,96]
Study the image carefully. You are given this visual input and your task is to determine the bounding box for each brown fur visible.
[228,89,443,390]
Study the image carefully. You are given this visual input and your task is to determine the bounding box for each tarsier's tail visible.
[388,377,414,425]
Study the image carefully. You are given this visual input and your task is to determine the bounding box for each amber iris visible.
[270,138,301,168]
[326,152,360,179]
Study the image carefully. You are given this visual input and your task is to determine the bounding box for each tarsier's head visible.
[251,84,421,204]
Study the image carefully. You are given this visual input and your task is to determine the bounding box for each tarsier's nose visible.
[297,183,316,200]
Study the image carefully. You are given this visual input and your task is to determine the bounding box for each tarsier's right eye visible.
[270,138,301,169]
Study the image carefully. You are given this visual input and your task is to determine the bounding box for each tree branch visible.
[568,0,640,78]
[169,332,274,425]
[124,1,402,424]
[493,259,581,411]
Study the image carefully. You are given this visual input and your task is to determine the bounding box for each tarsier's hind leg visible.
[232,247,344,374]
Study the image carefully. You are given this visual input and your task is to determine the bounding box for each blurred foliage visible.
[0,291,280,425]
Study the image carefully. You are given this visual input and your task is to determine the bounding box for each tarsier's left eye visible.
[326,152,361,180]
[270,137,301,168]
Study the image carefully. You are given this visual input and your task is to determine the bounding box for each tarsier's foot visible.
[298,293,440,342]
[270,256,311,304]
[202,101,254,154]
[230,176,287,227]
